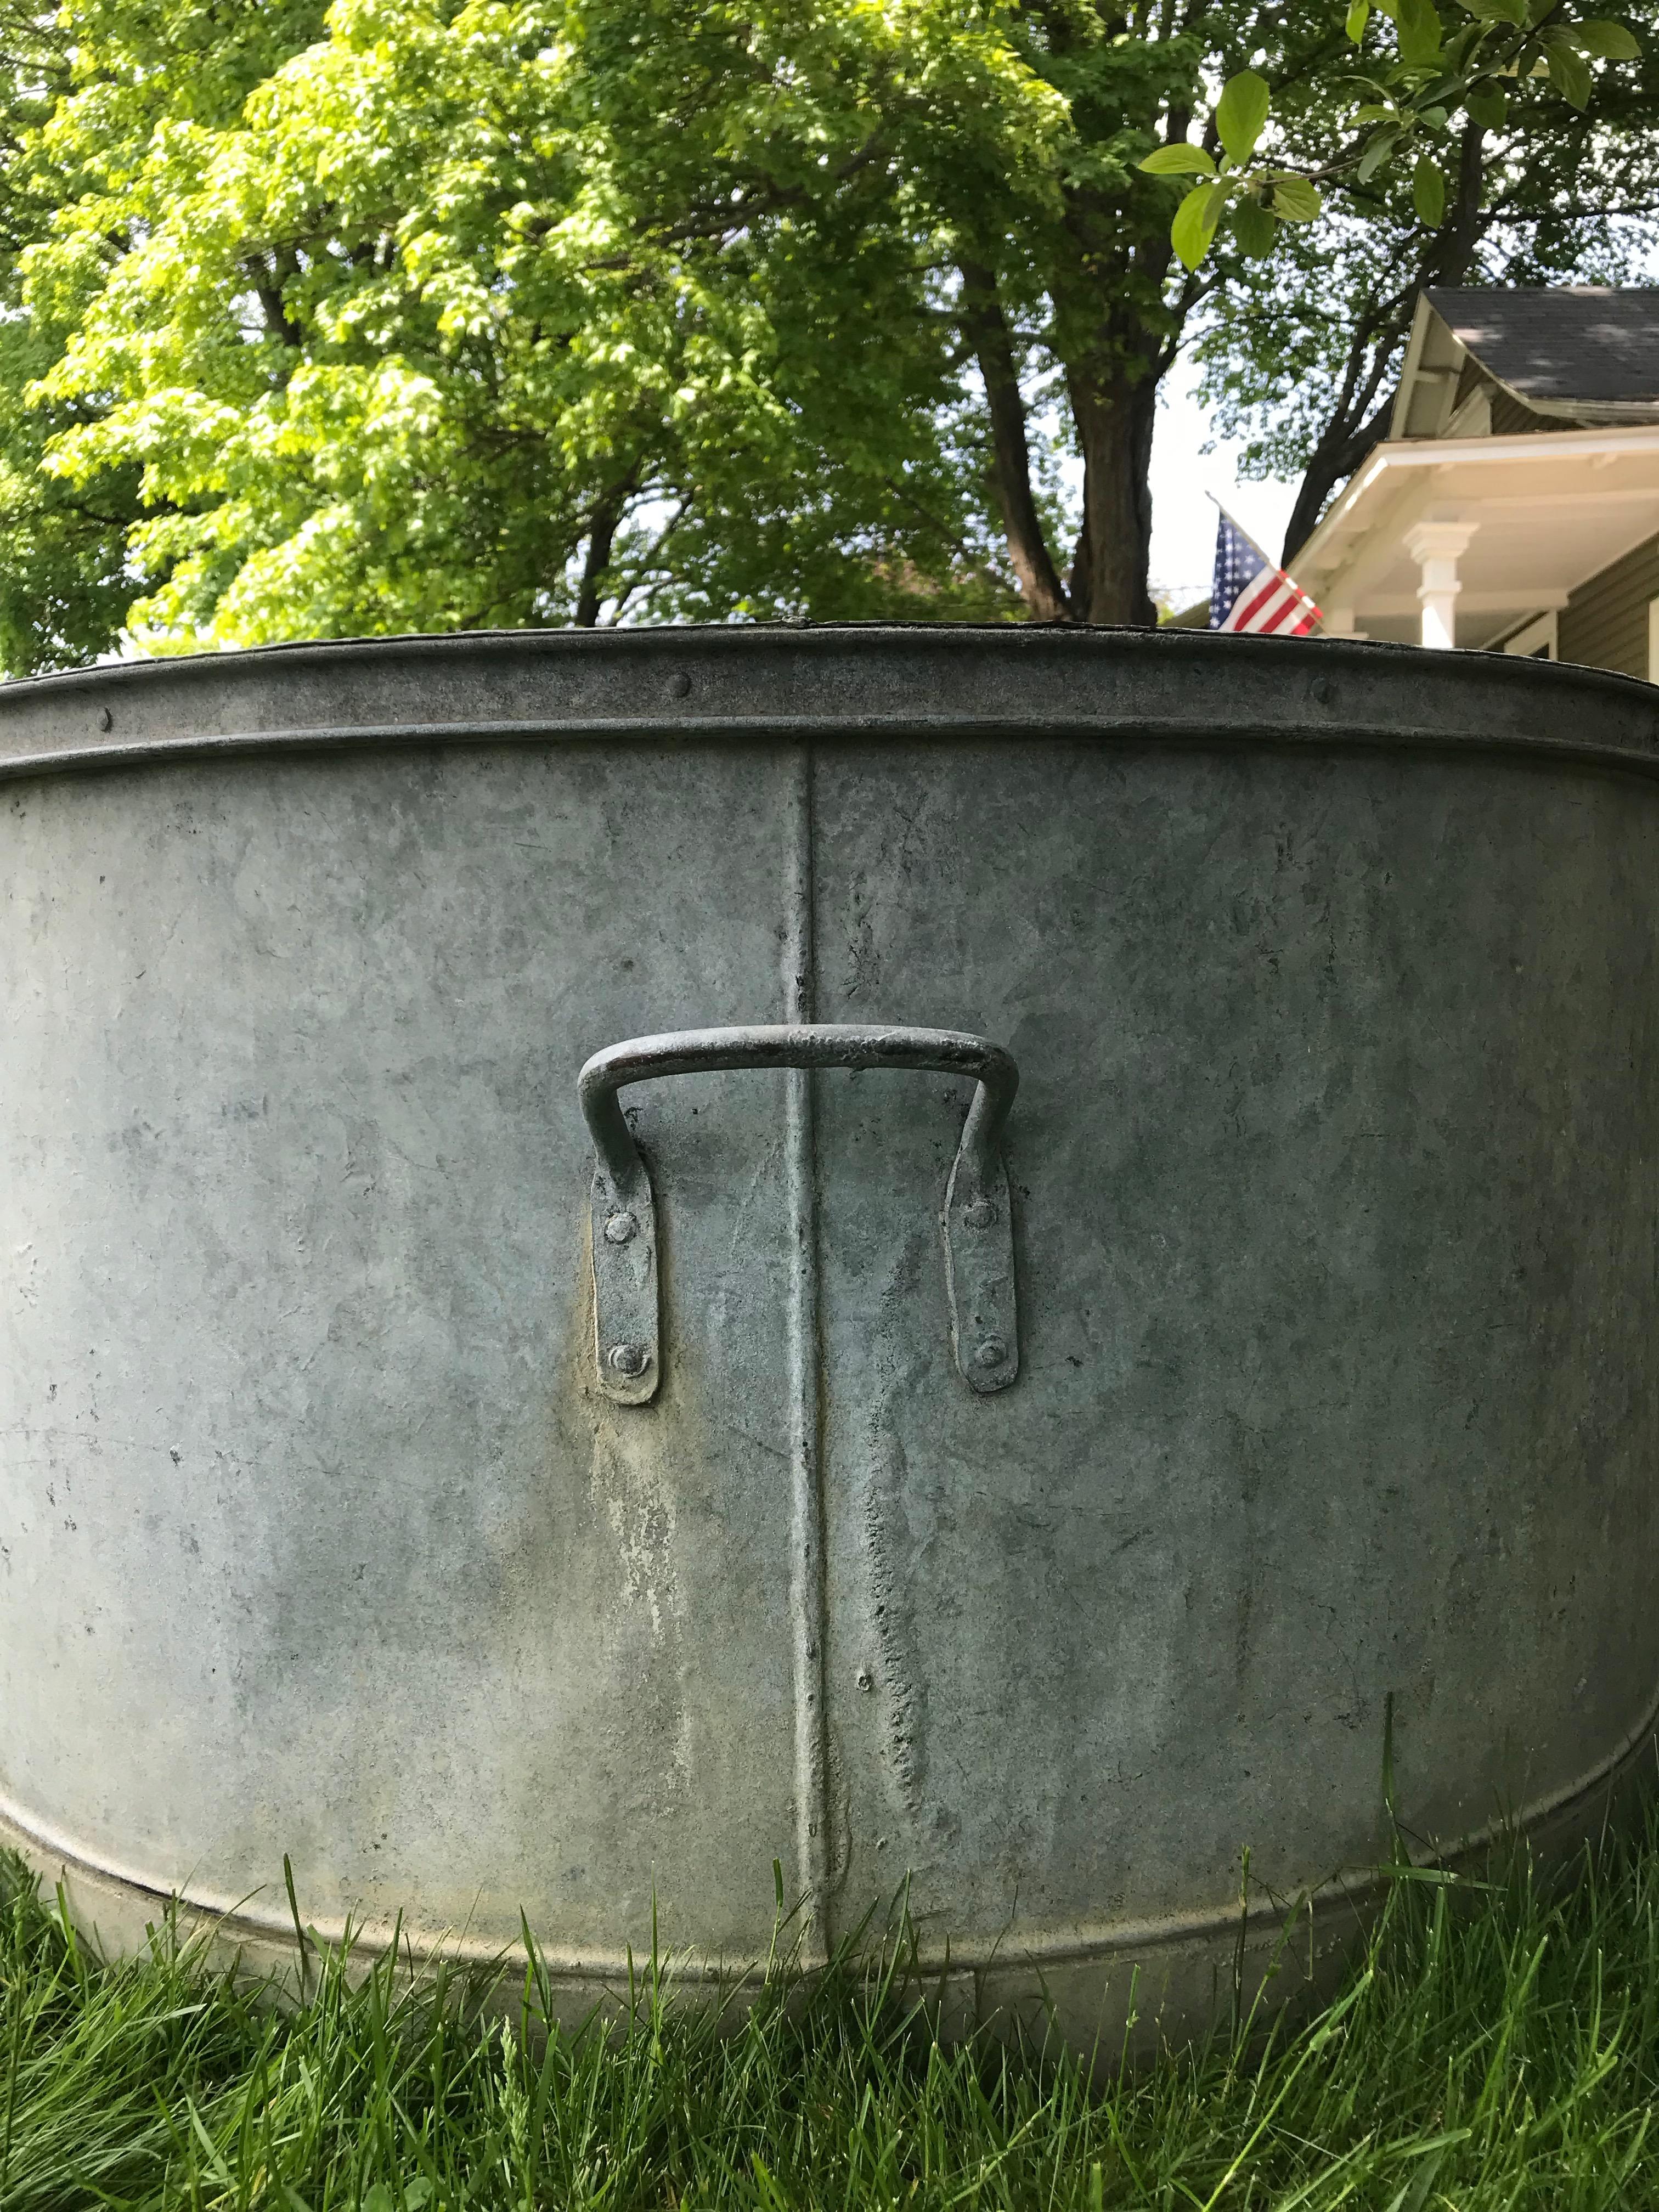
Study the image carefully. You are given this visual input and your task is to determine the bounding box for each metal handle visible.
[578,1024,1020,1404]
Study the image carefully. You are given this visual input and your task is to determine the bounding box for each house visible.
[1291,287,1659,673]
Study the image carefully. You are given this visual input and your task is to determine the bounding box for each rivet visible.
[603,1211,637,1245]
[962,1197,995,1229]
[97,707,112,732]
[855,1667,873,1691]
[668,669,692,699]
[974,1336,1007,1369]
[608,1342,647,1376]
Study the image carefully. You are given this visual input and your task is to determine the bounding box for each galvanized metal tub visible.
[2,627,1656,2046]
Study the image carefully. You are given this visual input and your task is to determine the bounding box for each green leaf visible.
[1539,28,1594,100]
[1357,122,1406,179]
[1138,143,1218,176]
[1412,153,1446,222]
[1232,198,1278,257]
[1396,0,1445,64]
[1171,180,1224,269]
[1268,173,1323,220]
[1464,80,1510,123]
[1575,16,1641,55]
[1215,70,1271,164]
[1354,100,1396,118]
[1346,0,1372,42]
[1459,0,1527,19]
[1548,47,1594,99]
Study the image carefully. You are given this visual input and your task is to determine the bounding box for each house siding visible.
[1558,533,1659,680]
[1489,387,1553,436]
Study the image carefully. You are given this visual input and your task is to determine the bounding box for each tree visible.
[3,0,1646,664]
[0,1,135,675]
[1187,36,1659,559]
[24,0,1037,650]
[0,0,336,673]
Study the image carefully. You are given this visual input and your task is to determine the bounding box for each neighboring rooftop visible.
[1429,286,1659,404]
[1391,287,1659,439]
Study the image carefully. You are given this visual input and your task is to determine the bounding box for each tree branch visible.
[1282,119,1494,559]
[958,258,1069,620]
[573,471,639,627]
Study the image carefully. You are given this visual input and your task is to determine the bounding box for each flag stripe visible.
[1210,507,1321,636]
[1227,574,1296,631]
[1257,586,1302,633]
[1232,575,1321,634]
[1228,571,1290,630]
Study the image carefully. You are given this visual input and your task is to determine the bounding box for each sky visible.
[1144,365,1301,617]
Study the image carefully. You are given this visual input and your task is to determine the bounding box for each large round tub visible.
[2,627,1655,2045]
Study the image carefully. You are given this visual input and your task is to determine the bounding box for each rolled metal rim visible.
[1,624,1656,787]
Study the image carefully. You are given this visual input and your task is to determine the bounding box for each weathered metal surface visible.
[1,625,1657,2049]
[582,1025,1019,1401]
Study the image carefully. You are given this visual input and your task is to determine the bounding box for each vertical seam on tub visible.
[785,735,831,1959]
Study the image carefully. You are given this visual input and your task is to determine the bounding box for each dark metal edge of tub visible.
[1,627,1657,787]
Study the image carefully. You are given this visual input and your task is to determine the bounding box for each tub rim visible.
[0,624,1656,788]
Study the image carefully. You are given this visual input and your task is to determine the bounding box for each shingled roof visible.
[1425,286,1659,409]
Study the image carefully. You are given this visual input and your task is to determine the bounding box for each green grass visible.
[3,1809,1659,2211]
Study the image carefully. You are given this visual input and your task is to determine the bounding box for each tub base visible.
[6,1731,1652,2063]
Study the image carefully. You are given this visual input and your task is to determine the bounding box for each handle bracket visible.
[578,1024,1019,1404]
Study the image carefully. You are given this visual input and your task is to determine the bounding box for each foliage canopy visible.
[0,0,1647,667]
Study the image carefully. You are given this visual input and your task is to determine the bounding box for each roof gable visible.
[1426,286,1659,404]
[1391,289,1659,438]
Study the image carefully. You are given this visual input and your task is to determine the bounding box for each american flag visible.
[1209,508,1321,636]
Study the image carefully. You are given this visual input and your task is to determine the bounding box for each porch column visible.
[1404,519,1479,650]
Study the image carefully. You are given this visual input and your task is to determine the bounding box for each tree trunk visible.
[960,260,1070,620]
[574,480,630,627]
[1056,174,1172,628]
[1066,363,1159,627]
[956,194,1172,627]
